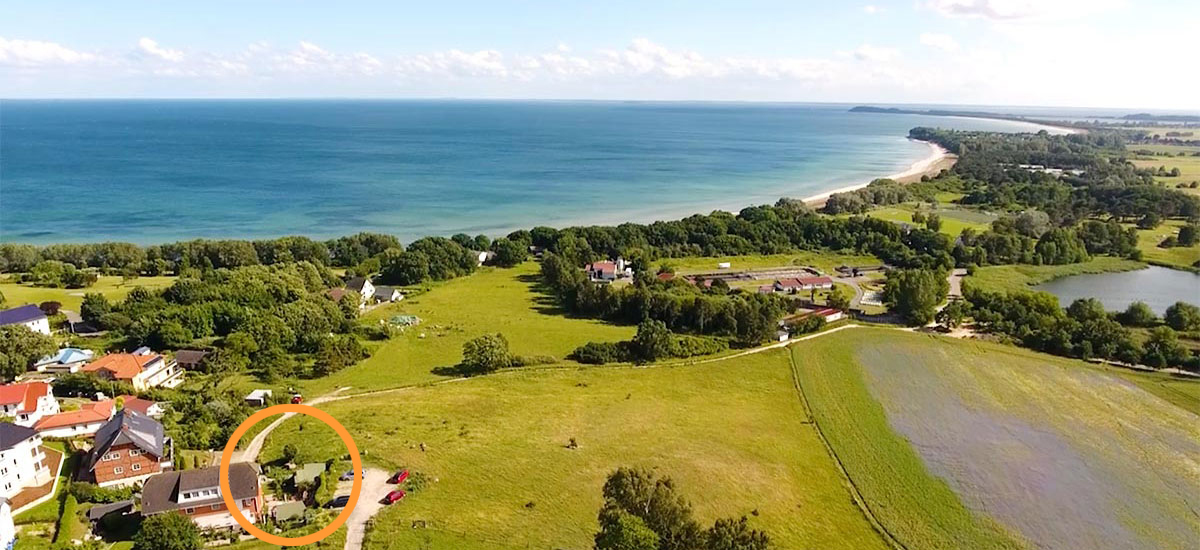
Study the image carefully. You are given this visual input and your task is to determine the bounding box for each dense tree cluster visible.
[595,467,769,550]
[882,268,949,326]
[0,326,57,382]
[79,261,365,381]
[963,285,1197,370]
[542,254,793,346]
[571,319,728,364]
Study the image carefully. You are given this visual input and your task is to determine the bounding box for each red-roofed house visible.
[82,352,183,391]
[0,382,59,428]
[586,258,633,283]
[33,400,114,439]
[117,395,164,418]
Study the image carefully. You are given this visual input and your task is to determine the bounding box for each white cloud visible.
[919,32,960,51]
[0,37,97,66]
[137,37,183,62]
[924,0,1125,20]
[852,44,899,62]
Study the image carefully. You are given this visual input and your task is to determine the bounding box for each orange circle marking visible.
[220,403,362,546]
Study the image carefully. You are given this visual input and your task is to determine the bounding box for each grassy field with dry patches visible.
[798,328,1199,550]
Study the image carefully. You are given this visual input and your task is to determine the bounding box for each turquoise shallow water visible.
[0,100,1055,244]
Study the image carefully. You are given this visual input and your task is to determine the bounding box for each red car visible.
[388,470,409,484]
[290,394,304,404]
[383,490,406,504]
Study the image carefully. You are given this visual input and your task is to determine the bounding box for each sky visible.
[1,0,1197,110]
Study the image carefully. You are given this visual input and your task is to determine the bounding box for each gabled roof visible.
[372,285,398,297]
[0,382,50,413]
[141,463,260,515]
[117,395,159,416]
[34,400,113,431]
[83,353,161,380]
[798,276,834,286]
[345,277,371,293]
[586,261,617,274]
[174,350,209,364]
[36,348,94,367]
[89,409,166,471]
[0,305,46,326]
[0,423,38,451]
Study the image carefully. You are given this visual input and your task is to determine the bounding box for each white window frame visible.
[113,467,123,475]
[131,463,142,472]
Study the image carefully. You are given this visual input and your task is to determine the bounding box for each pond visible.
[1034,266,1200,314]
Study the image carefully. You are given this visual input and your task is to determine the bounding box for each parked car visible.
[291,394,304,404]
[339,469,364,481]
[325,495,350,508]
[387,469,409,484]
[383,490,406,504]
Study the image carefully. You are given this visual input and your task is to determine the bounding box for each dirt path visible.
[342,467,392,550]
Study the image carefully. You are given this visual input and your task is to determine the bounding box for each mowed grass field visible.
[863,202,997,237]
[0,275,176,311]
[299,263,635,395]
[1132,219,1200,269]
[795,329,1200,550]
[965,256,1145,293]
[666,250,880,275]
[262,351,890,550]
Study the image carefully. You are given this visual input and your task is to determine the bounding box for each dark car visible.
[325,495,350,508]
[383,490,406,504]
[387,469,409,484]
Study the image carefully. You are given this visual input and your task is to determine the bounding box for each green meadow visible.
[0,275,176,311]
[964,256,1145,294]
[262,351,889,550]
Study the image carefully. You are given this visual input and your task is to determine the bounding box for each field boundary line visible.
[787,347,910,550]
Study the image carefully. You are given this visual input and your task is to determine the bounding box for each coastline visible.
[802,140,955,207]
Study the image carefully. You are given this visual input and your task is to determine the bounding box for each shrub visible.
[69,482,135,504]
[571,342,630,365]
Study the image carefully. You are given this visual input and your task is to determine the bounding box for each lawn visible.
[299,263,635,396]
[665,250,880,275]
[1128,146,1200,191]
[1133,220,1200,270]
[965,256,1145,293]
[793,328,1200,550]
[262,350,889,550]
[863,202,997,237]
[0,275,176,311]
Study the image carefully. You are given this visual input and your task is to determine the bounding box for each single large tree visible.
[595,506,660,550]
[0,326,57,382]
[1164,301,1200,332]
[461,333,512,373]
[134,512,201,550]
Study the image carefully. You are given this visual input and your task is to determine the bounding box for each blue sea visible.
[0,100,1059,244]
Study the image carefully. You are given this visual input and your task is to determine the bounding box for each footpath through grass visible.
[266,350,889,550]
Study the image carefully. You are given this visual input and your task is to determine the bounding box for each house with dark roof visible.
[345,277,374,305]
[0,305,50,335]
[0,424,52,500]
[0,382,59,427]
[87,409,173,487]
[372,285,403,303]
[174,350,209,371]
[141,463,263,530]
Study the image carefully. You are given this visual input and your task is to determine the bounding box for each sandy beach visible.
[803,140,955,207]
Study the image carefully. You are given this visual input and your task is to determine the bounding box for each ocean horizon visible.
[0,100,1065,245]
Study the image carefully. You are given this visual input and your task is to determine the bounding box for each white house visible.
[0,498,15,550]
[34,348,94,374]
[0,424,53,501]
[81,351,183,391]
[0,382,60,428]
[345,277,375,307]
[0,305,50,335]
